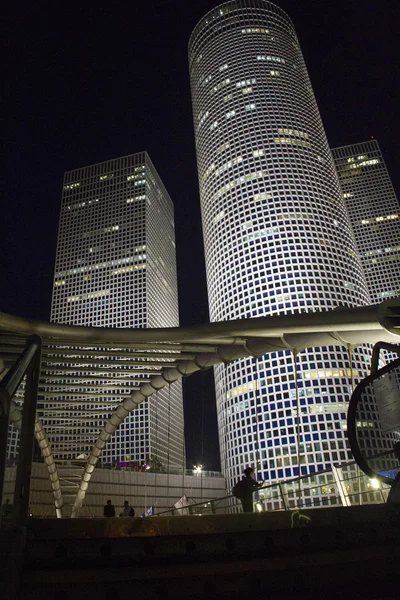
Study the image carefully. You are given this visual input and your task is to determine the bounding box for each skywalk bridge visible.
[1,300,400,598]
[1,299,400,521]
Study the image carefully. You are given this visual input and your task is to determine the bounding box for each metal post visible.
[0,336,42,511]
[12,336,42,525]
[332,466,351,507]
[0,387,12,511]
[278,482,290,510]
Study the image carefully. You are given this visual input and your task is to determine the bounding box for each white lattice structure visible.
[189,1,376,491]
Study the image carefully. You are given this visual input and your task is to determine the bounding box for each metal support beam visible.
[12,336,42,525]
[278,482,290,510]
[332,466,352,507]
[370,341,400,375]
[0,335,42,511]
[0,300,399,518]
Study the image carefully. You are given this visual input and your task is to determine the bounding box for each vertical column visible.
[12,336,42,525]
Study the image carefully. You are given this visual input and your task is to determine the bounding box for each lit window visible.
[236,78,256,88]
[197,110,210,130]
[277,128,308,139]
[214,156,243,176]
[216,142,230,154]
[67,290,110,302]
[201,162,216,183]
[274,137,311,148]
[127,195,145,203]
[213,210,225,224]
[256,55,285,63]
[241,28,269,34]
[211,78,230,94]
[356,158,379,168]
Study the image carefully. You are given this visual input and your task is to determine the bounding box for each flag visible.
[174,495,190,515]
[141,505,155,517]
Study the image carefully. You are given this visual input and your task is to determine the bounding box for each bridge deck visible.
[2,504,400,598]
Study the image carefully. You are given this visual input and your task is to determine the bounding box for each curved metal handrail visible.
[347,356,400,485]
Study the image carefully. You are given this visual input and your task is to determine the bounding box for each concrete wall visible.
[3,462,227,518]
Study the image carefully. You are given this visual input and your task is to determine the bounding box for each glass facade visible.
[50,152,185,467]
[189,1,372,494]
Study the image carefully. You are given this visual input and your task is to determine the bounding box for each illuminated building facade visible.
[50,152,185,467]
[332,140,400,303]
[189,0,372,501]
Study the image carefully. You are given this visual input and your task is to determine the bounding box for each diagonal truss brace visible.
[9,400,63,518]
[71,338,289,517]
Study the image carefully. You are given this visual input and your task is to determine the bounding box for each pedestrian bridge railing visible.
[1,299,399,520]
[156,455,396,517]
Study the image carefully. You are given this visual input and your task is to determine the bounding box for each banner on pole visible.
[141,505,155,517]
[174,495,190,515]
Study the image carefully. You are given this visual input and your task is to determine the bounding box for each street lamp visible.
[193,464,203,501]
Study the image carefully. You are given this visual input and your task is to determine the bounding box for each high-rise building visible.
[332,140,400,303]
[189,0,373,499]
[50,152,185,467]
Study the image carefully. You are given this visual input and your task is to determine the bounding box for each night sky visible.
[3,0,399,471]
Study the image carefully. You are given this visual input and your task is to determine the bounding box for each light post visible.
[193,464,203,502]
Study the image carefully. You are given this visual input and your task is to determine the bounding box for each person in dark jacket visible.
[241,467,262,513]
[120,500,135,517]
[103,499,116,517]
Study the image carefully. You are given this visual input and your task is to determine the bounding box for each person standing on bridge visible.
[103,499,116,517]
[241,467,263,513]
[120,500,135,517]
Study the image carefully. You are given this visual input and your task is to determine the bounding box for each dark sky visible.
[3,0,399,471]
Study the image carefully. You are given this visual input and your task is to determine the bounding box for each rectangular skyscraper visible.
[332,140,400,303]
[51,152,185,468]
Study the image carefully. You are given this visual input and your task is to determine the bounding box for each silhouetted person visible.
[120,500,135,517]
[241,467,262,513]
[1,498,12,518]
[103,499,115,517]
